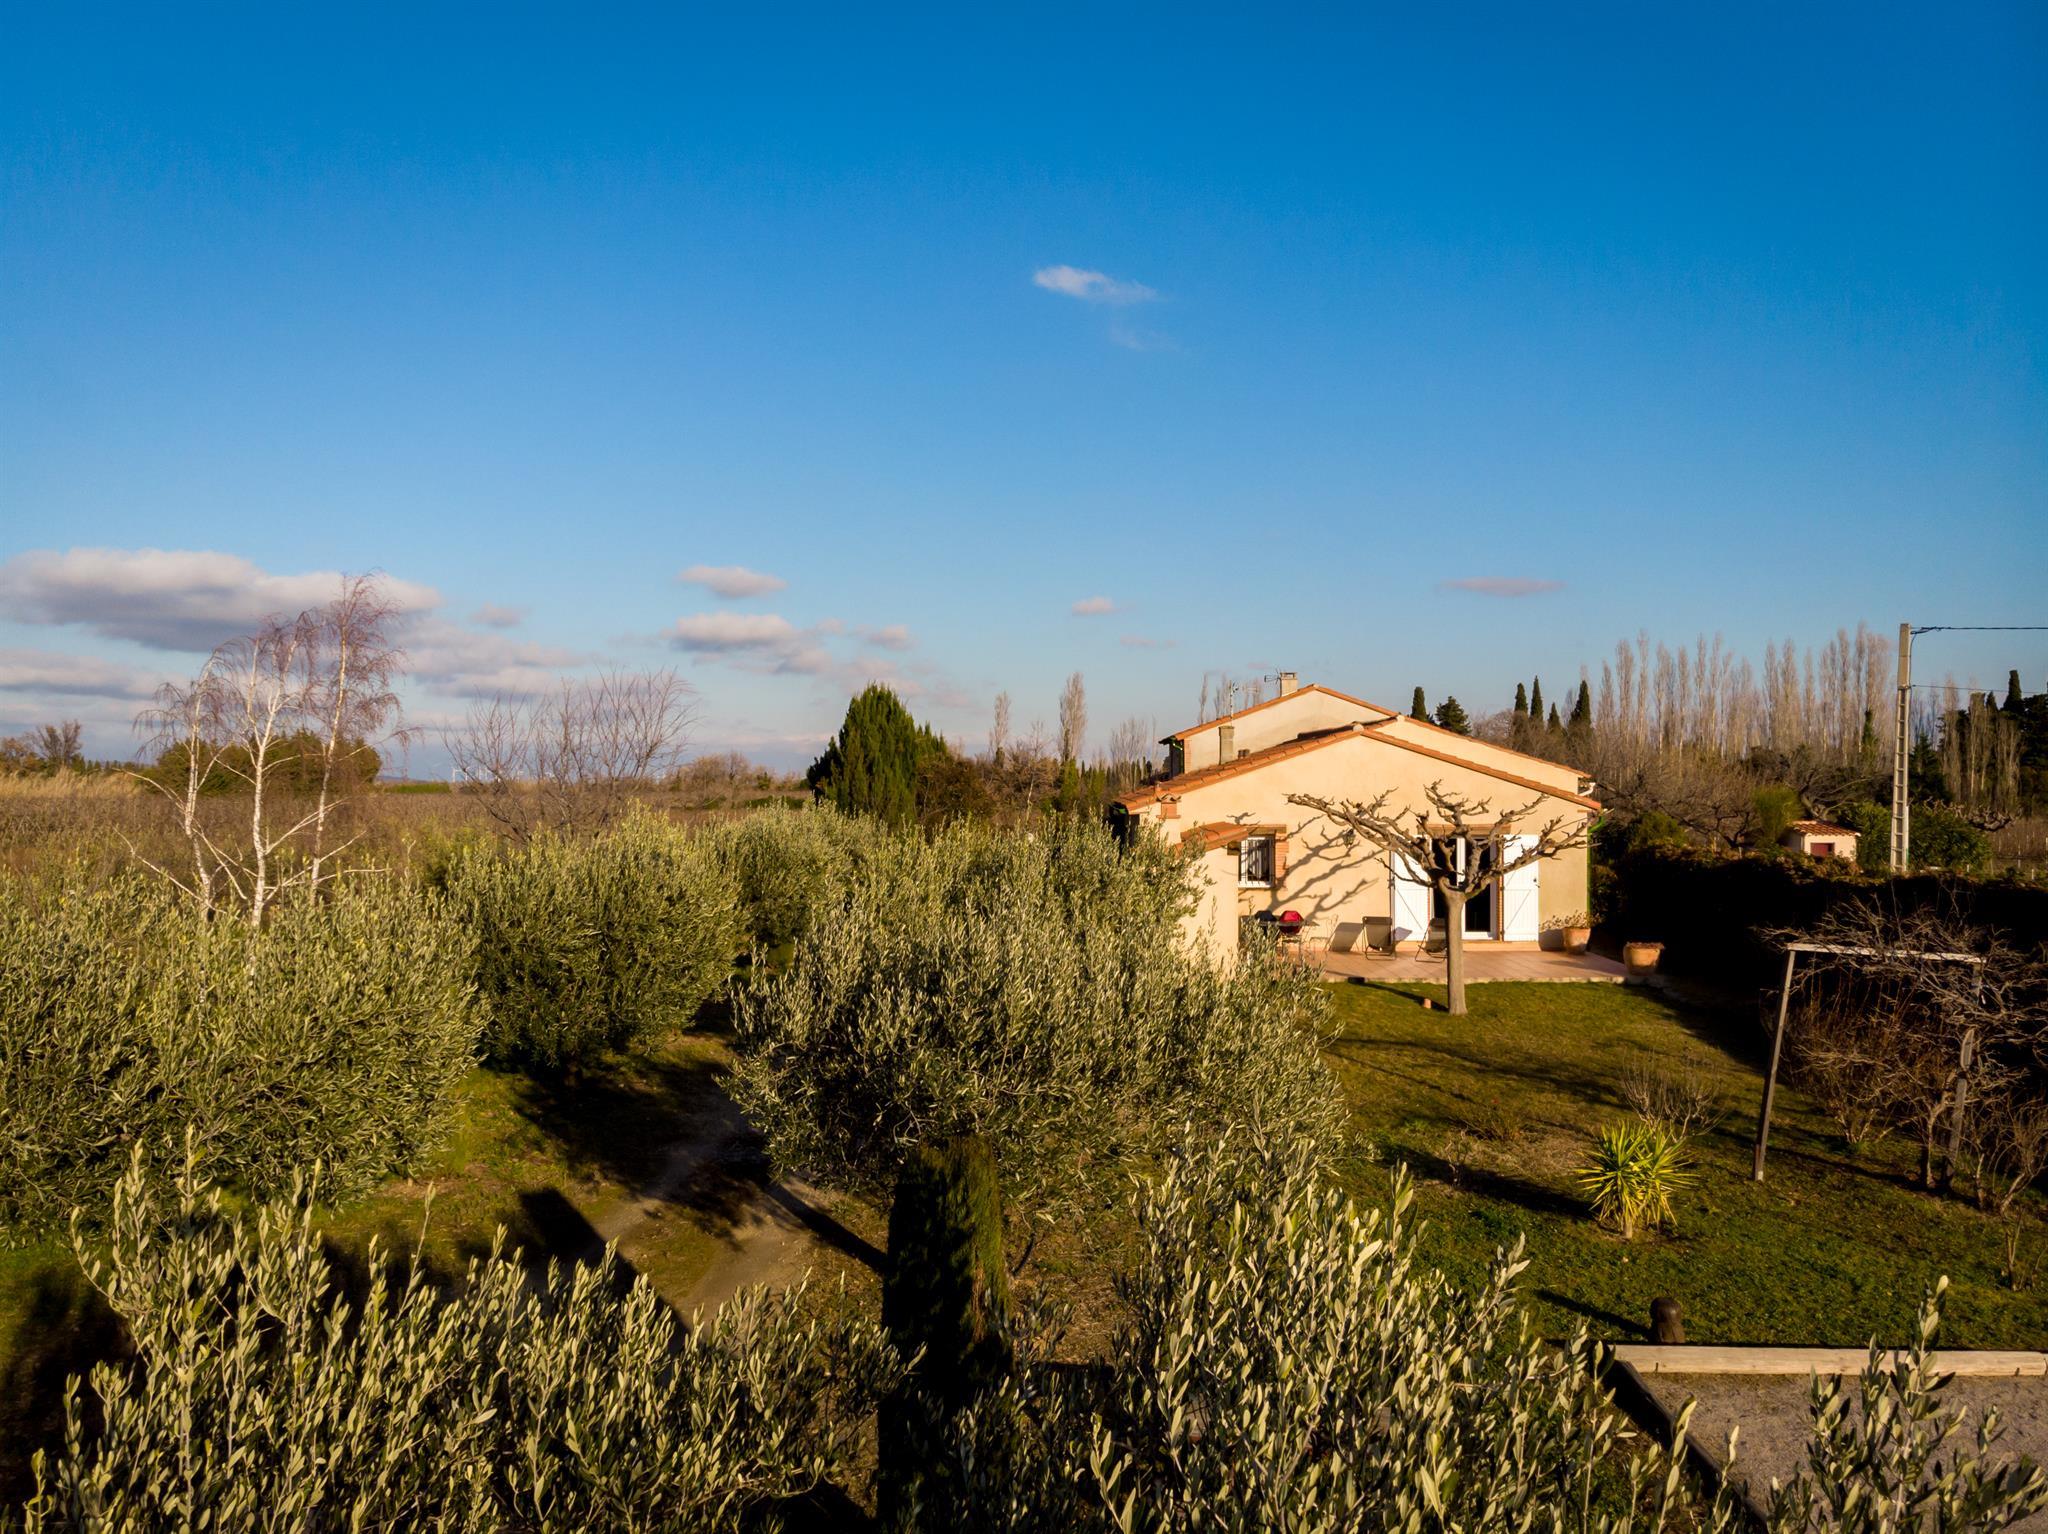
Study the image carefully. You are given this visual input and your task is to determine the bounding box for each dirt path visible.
[579,1094,878,1317]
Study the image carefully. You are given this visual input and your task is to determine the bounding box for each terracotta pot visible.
[1623,941,1664,975]
[1561,926,1592,955]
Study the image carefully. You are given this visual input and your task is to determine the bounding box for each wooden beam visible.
[1753,947,1798,1182]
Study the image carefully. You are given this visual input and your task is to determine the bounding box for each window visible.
[1810,841,1835,858]
[1238,834,1275,887]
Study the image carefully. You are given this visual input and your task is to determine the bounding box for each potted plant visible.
[1542,911,1593,954]
[1623,940,1664,976]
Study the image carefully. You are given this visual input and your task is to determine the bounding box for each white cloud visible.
[468,603,526,629]
[678,564,788,599]
[1438,577,1566,598]
[405,621,593,699]
[668,612,804,650]
[0,548,441,652]
[1032,265,1159,305]
[0,648,166,700]
[1071,595,1117,616]
[859,624,915,651]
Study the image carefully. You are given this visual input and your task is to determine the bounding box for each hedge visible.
[1606,846,2048,992]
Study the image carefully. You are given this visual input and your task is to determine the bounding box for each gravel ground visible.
[1638,1372,2048,1524]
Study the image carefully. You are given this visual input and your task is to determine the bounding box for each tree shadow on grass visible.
[1534,1287,1646,1340]
[1402,1148,1586,1222]
[0,1256,125,1505]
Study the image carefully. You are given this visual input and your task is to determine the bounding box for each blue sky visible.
[4,4,2044,770]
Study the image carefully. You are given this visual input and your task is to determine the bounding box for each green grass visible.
[1323,979,2048,1348]
[0,1024,758,1499]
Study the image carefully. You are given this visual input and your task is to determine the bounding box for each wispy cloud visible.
[666,612,831,675]
[468,603,526,629]
[1032,265,1158,305]
[406,621,595,699]
[859,624,915,652]
[678,564,788,599]
[1071,595,1117,616]
[0,548,440,652]
[0,648,166,700]
[1438,577,1566,598]
[1118,634,1175,650]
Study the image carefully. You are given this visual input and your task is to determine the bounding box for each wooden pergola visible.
[1751,940,1984,1182]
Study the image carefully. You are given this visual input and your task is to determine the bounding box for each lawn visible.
[1323,978,2048,1348]
[0,1024,761,1501]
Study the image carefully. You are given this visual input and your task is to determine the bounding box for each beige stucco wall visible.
[1786,828,1859,861]
[1174,689,1382,769]
[1171,688,1587,802]
[1179,846,1244,958]
[1372,713,1586,797]
[1137,731,1594,957]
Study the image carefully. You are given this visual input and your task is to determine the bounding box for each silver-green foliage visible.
[1083,1136,1701,1533]
[0,873,478,1234]
[1767,1276,2047,1532]
[730,819,1343,1211]
[704,804,879,948]
[445,811,743,1068]
[21,1146,901,1533]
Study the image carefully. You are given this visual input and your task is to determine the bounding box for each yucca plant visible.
[1576,1120,1694,1240]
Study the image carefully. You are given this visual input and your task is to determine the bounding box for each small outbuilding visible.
[1780,819,1858,862]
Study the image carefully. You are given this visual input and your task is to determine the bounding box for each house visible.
[1110,674,1601,959]
[1781,819,1859,862]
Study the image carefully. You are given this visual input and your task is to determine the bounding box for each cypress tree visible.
[1569,679,1592,732]
[2005,669,2025,712]
[1513,682,1528,718]
[1410,686,1429,721]
[1547,702,1561,732]
[878,1135,1012,1529]
[1529,677,1544,722]
[807,684,945,827]
[1432,696,1471,736]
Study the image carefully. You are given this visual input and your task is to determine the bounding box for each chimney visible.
[1217,723,1235,761]
[1278,671,1298,697]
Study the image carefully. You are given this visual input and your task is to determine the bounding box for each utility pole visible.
[1891,621,1912,873]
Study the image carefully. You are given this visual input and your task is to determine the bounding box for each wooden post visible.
[1650,1297,1686,1345]
[1944,1025,1978,1189]
[1753,947,1798,1182]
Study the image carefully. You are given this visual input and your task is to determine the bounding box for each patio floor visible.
[1318,946,1628,984]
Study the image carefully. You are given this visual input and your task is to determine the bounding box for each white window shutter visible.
[1390,851,1430,944]
[1500,835,1539,941]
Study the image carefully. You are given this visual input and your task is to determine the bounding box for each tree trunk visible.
[1444,891,1468,1016]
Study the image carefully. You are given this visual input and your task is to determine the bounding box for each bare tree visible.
[35,719,84,768]
[1058,672,1087,765]
[297,575,410,896]
[989,690,1012,762]
[1105,716,1154,791]
[129,576,413,924]
[1287,781,1591,1015]
[134,662,231,914]
[1778,901,2042,1192]
[449,668,697,838]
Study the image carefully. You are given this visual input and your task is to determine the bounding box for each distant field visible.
[1323,978,2048,1349]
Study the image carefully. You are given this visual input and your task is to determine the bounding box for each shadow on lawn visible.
[1535,1287,1646,1340]
[0,1257,125,1505]
[1402,1147,1586,1221]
